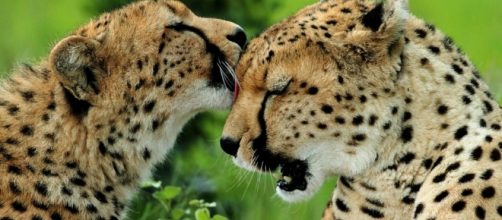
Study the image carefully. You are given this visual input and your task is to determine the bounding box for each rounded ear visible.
[49,36,103,101]
[344,0,409,61]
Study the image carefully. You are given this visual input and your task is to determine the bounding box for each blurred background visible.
[0,0,500,219]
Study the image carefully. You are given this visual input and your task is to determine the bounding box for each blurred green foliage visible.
[0,1,500,220]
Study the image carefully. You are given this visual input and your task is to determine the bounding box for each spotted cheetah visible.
[0,1,246,219]
[220,0,502,219]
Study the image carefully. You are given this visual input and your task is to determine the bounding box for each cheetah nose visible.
[220,137,240,157]
[226,28,247,49]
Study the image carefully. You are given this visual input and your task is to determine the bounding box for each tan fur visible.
[222,0,502,219]
[0,1,243,219]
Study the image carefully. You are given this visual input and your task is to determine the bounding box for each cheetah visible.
[220,0,502,219]
[0,1,246,219]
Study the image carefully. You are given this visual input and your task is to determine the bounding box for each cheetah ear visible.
[49,36,104,101]
[349,0,409,60]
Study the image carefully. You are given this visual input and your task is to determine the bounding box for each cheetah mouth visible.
[274,160,310,192]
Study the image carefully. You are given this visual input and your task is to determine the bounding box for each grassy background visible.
[0,1,500,219]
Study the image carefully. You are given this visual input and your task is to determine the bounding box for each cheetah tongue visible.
[233,81,240,103]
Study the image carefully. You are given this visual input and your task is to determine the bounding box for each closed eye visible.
[269,79,291,95]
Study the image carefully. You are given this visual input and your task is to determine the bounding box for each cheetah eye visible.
[268,79,291,95]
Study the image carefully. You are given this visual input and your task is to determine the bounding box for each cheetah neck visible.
[0,63,196,218]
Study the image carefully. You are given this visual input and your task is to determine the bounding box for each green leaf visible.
[195,208,211,220]
[171,208,185,220]
[212,214,229,220]
[154,186,182,201]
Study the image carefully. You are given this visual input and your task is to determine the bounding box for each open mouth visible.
[274,160,310,192]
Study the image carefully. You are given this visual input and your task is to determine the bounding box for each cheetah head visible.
[221,0,408,202]
[46,0,245,161]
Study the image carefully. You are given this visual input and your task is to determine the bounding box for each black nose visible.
[220,137,240,157]
[226,28,247,49]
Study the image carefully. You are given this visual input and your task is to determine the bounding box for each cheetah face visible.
[49,0,245,138]
[221,0,407,202]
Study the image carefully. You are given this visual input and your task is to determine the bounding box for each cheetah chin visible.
[274,160,326,202]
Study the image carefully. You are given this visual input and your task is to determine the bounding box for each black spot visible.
[432,173,446,183]
[335,117,345,124]
[35,181,48,196]
[422,158,433,169]
[307,87,318,95]
[497,206,502,216]
[368,115,378,126]
[483,101,493,113]
[137,60,143,70]
[471,146,483,160]
[454,126,468,140]
[11,201,27,212]
[481,186,495,198]
[352,134,367,141]
[352,115,364,126]
[428,46,441,54]
[480,169,493,180]
[415,29,427,38]
[8,105,19,115]
[446,162,461,172]
[142,148,151,160]
[86,203,98,213]
[444,74,455,84]
[143,100,156,113]
[400,126,413,143]
[492,124,501,130]
[51,213,62,220]
[99,142,107,155]
[70,177,86,186]
[337,75,344,84]
[321,105,333,114]
[266,51,275,62]
[490,149,501,161]
[462,96,472,105]
[437,105,449,115]
[361,3,383,32]
[326,20,337,26]
[464,85,475,96]
[153,63,160,76]
[21,91,35,102]
[475,206,486,219]
[164,80,174,89]
[434,190,449,202]
[158,42,165,54]
[459,173,475,183]
[420,58,429,65]
[62,186,73,196]
[383,122,392,130]
[414,203,424,218]
[64,203,79,214]
[360,206,384,218]
[130,123,142,134]
[317,123,327,129]
[335,199,350,212]
[402,112,412,122]
[398,152,415,164]
[451,200,466,212]
[7,165,22,175]
[359,95,367,103]
[9,181,21,194]
[32,200,49,210]
[94,191,108,203]
[462,189,473,196]
[452,64,464,74]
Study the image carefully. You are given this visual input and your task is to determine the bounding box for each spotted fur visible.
[0,1,244,219]
[221,0,502,219]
